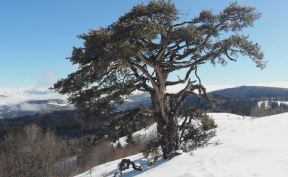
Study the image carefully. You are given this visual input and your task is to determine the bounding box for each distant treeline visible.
[187,86,288,116]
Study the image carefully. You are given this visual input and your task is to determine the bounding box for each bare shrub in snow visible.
[0,124,72,177]
[78,139,114,172]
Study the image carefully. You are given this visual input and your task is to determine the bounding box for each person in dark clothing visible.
[114,159,142,177]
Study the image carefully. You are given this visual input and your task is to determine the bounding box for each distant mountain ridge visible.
[187,86,288,116]
[1,86,288,119]
[211,86,288,100]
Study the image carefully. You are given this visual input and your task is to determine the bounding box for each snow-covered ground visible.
[258,100,288,109]
[112,123,157,148]
[75,112,288,177]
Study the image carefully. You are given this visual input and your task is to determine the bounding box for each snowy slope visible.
[113,123,157,147]
[75,112,288,177]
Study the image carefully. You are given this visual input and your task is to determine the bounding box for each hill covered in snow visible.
[75,112,288,177]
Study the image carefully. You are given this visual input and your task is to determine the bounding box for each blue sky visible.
[0,0,287,88]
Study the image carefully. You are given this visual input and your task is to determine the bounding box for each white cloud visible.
[0,88,68,106]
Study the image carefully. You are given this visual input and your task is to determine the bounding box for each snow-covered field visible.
[75,112,288,177]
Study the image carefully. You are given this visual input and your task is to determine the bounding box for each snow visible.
[75,112,288,177]
[258,100,270,109]
[277,101,288,106]
[75,154,145,177]
[113,123,157,147]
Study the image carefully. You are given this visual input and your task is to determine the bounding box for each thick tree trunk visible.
[151,92,179,159]
[155,112,179,159]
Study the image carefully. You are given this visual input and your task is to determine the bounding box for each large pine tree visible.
[54,1,265,158]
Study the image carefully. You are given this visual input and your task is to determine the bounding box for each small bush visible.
[180,124,216,152]
[176,112,216,151]
[201,114,217,131]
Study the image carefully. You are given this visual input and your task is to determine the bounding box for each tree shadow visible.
[106,157,168,177]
